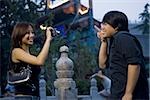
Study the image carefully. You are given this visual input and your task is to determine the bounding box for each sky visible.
[81,0,149,23]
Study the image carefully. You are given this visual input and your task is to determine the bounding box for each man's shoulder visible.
[115,31,135,41]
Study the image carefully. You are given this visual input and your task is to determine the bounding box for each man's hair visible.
[102,11,129,32]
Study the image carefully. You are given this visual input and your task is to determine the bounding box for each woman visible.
[9,22,53,96]
[97,11,149,100]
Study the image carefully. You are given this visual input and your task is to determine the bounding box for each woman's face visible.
[100,22,117,38]
[21,25,35,46]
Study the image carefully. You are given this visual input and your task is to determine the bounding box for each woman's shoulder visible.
[11,48,24,63]
[12,48,26,57]
[12,48,24,53]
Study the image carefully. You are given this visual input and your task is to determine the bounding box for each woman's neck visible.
[21,44,29,53]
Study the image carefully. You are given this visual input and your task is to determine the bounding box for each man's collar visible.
[112,31,129,38]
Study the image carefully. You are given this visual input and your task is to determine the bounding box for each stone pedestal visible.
[54,46,77,100]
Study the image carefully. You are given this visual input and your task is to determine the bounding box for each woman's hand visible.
[46,27,53,41]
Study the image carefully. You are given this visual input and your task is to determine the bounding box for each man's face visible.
[100,22,117,38]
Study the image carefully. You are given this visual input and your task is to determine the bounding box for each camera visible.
[50,28,60,37]
[40,25,60,37]
[37,16,60,37]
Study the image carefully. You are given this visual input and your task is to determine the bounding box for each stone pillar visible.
[90,78,98,95]
[39,75,47,100]
[54,46,77,100]
[90,78,99,100]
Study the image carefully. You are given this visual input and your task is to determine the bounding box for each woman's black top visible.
[10,61,41,96]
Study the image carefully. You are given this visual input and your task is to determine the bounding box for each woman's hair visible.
[11,22,34,49]
[102,11,129,32]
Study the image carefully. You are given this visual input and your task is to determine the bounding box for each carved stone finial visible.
[59,45,69,53]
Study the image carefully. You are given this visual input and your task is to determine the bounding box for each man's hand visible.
[97,30,107,42]
[122,93,132,100]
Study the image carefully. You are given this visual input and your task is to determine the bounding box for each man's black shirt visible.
[107,31,149,99]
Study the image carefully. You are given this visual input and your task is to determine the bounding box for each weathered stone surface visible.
[54,46,77,100]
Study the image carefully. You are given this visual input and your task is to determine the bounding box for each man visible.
[97,11,149,100]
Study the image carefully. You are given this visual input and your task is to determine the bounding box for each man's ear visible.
[117,23,122,29]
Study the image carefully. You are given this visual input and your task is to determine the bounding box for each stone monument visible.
[54,46,77,100]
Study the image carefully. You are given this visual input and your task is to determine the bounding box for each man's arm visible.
[99,41,108,69]
[122,64,140,100]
